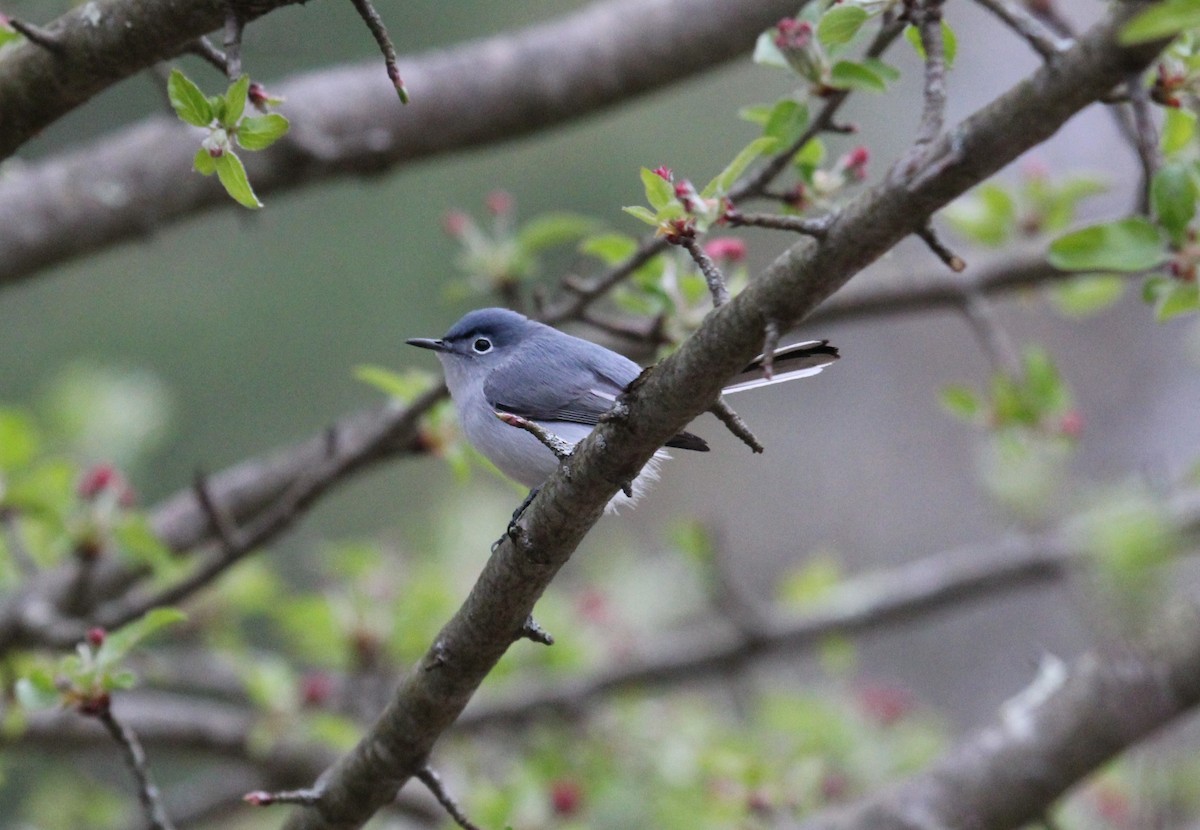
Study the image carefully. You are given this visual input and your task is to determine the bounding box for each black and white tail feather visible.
[723,340,840,395]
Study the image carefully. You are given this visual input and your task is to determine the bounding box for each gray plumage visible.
[408,307,838,509]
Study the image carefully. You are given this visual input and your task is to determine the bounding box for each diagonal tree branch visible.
[0,0,806,290]
[272,8,1172,829]
[0,0,304,160]
[792,589,1200,830]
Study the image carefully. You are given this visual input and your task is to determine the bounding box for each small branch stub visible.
[348,0,410,103]
[916,223,967,271]
[496,412,574,461]
[7,17,66,53]
[244,787,323,807]
[710,398,765,454]
[519,615,555,646]
[416,766,483,830]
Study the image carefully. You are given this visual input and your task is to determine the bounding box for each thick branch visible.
[0,0,804,289]
[0,0,303,159]
[795,591,1200,830]
[277,8,1170,828]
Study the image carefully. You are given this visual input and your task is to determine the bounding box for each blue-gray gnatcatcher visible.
[407,308,838,508]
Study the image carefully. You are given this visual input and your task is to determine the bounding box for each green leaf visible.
[1163,107,1196,156]
[580,233,638,264]
[818,6,868,47]
[213,152,263,209]
[1049,275,1126,318]
[640,167,676,212]
[904,22,957,68]
[1120,0,1200,44]
[1022,347,1069,414]
[1048,218,1166,272]
[828,60,887,93]
[222,75,251,128]
[762,100,809,147]
[738,103,774,125]
[861,57,901,82]
[1152,161,1197,244]
[0,24,18,48]
[15,670,60,710]
[945,184,1016,246]
[1151,279,1200,321]
[236,113,290,151]
[113,516,175,572]
[622,205,661,226]
[939,385,981,420]
[353,365,433,403]
[0,408,39,472]
[167,69,213,127]
[95,608,187,668]
[516,213,598,252]
[192,147,217,176]
[701,136,777,198]
[753,30,790,69]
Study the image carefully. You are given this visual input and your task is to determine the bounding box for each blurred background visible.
[3,0,1200,824]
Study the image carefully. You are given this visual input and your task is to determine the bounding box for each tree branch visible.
[794,589,1200,830]
[0,0,806,290]
[271,8,1170,827]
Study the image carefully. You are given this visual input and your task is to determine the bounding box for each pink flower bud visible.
[87,627,107,647]
[1059,410,1084,438]
[78,464,117,499]
[485,190,514,216]
[300,671,334,707]
[703,237,747,262]
[856,683,913,726]
[442,210,470,238]
[652,166,673,182]
[840,146,870,181]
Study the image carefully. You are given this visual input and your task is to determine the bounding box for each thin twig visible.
[727,211,831,237]
[96,707,177,830]
[960,290,1024,378]
[416,766,483,830]
[916,223,967,271]
[1127,73,1160,216]
[0,510,38,577]
[7,17,66,53]
[495,413,575,461]
[678,236,730,306]
[245,787,323,807]
[760,320,781,380]
[222,4,243,79]
[348,0,409,103]
[185,37,229,75]
[193,471,241,551]
[580,309,669,347]
[972,0,1072,60]
[913,0,949,149]
[709,398,764,454]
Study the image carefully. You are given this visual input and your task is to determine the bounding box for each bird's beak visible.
[406,337,448,352]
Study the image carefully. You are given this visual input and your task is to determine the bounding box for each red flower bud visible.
[78,464,135,506]
[549,779,583,816]
[1059,410,1084,438]
[87,627,107,648]
[703,236,747,262]
[652,166,673,182]
[840,146,870,181]
[300,671,335,707]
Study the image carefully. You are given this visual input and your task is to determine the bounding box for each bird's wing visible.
[483,335,636,426]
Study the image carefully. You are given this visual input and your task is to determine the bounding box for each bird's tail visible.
[722,340,839,395]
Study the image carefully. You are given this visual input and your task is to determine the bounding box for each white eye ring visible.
[472,337,493,354]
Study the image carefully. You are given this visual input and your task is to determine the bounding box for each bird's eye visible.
[472,337,493,354]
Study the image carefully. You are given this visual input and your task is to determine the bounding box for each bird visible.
[407,307,838,510]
